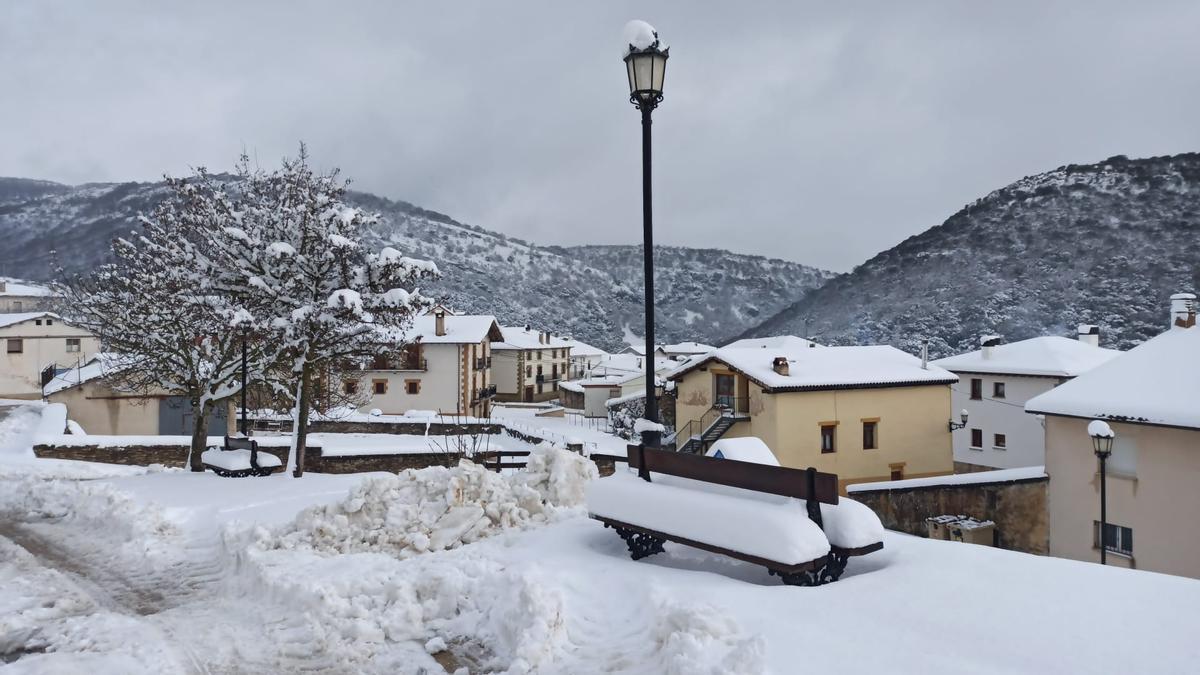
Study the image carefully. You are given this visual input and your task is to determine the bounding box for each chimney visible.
[434,309,446,337]
[1170,293,1197,329]
[920,339,929,370]
[980,335,1002,359]
[1077,324,1100,347]
[772,356,790,376]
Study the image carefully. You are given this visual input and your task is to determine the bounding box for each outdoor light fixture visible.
[621,20,669,458]
[624,26,669,110]
[1089,419,1116,564]
[948,409,969,432]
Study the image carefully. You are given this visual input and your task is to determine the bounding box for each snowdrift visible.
[266,446,598,557]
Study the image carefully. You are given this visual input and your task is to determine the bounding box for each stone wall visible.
[303,449,460,474]
[253,419,502,435]
[851,476,1049,555]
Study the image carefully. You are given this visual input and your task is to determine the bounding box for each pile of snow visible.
[622,19,660,52]
[265,447,597,557]
[706,437,779,466]
[32,402,67,443]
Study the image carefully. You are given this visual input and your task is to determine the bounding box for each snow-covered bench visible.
[201,436,282,478]
[587,444,884,586]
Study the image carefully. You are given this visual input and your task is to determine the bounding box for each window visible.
[526,365,532,377]
[12,301,22,311]
[820,424,837,453]
[343,380,358,395]
[993,382,1006,399]
[405,380,420,395]
[35,319,42,326]
[1094,522,1133,556]
[970,378,982,400]
[66,338,81,353]
[6,338,22,354]
[537,350,542,360]
[970,428,983,449]
[372,379,388,395]
[45,319,52,325]
[862,420,878,450]
[994,433,1007,449]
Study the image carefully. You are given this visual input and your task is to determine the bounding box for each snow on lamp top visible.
[1087,419,1115,439]
[622,19,661,54]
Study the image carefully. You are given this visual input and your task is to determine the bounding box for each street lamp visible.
[1089,419,1116,565]
[948,409,969,432]
[623,20,669,452]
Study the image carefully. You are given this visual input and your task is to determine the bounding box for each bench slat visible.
[627,445,839,505]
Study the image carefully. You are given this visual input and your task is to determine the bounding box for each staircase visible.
[676,412,744,454]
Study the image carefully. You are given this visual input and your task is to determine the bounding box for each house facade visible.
[0,279,56,313]
[1026,294,1200,578]
[0,312,100,398]
[933,329,1119,471]
[44,355,235,436]
[669,338,958,491]
[350,309,502,417]
[492,326,572,403]
[560,337,608,379]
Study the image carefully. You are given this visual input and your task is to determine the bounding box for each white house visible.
[351,309,503,417]
[492,326,572,403]
[0,278,56,313]
[660,341,714,359]
[0,312,100,398]
[932,328,1120,471]
[1025,293,1200,578]
[723,335,820,351]
[559,337,608,379]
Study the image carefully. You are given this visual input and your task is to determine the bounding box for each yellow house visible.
[669,338,958,491]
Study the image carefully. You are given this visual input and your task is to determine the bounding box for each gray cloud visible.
[4,1,1200,271]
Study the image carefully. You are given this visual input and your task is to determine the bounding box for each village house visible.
[0,312,100,398]
[559,336,608,379]
[1026,293,1200,579]
[668,337,958,491]
[491,326,572,403]
[350,308,503,417]
[44,354,235,435]
[0,278,56,313]
[933,328,1120,471]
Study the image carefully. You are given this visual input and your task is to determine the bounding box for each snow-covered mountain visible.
[0,177,831,351]
[741,153,1200,356]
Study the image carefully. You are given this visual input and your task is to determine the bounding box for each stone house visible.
[492,326,572,403]
[668,337,958,491]
[0,278,56,313]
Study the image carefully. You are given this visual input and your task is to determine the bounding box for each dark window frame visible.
[993,381,1006,399]
[820,424,837,453]
[994,433,1007,449]
[862,421,878,450]
[970,428,983,449]
[6,338,22,354]
[970,378,983,400]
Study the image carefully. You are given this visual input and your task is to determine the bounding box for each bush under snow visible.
[265,447,597,557]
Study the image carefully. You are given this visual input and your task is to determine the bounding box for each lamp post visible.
[1089,419,1116,564]
[948,409,969,432]
[240,330,248,436]
[623,20,669,451]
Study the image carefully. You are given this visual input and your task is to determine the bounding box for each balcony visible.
[475,356,492,370]
[535,374,561,384]
[367,357,427,372]
[478,384,498,400]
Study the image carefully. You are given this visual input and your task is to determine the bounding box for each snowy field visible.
[3,401,1200,673]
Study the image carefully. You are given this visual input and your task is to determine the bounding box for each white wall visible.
[950,372,1061,469]
[583,386,623,417]
[356,343,463,415]
[0,318,100,397]
[492,350,520,395]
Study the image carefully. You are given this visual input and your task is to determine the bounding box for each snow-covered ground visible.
[3,401,1200,673]
[493,404,629,456]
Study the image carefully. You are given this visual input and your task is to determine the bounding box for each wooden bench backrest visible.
[225,436,258,452]
[627,445,839,505]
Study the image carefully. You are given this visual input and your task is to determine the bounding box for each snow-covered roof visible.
[405,314,502,345]
[661,341,714,355]
[931,336,1120,377]
[585,353,674,378]
[1025,326,1200,429]
[568,373,640,389]
[0,311,55,329]
[559,337,607,358]
[669,344,958,392]
[723,335,821,351]
[0,278,55,297]
[848,466,1047,493]
[44,353,132,395]
[493,326,573,351]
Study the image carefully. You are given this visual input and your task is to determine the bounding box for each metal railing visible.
[669,399,750,453]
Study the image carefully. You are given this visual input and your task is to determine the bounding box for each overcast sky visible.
[4,1,1200,271]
